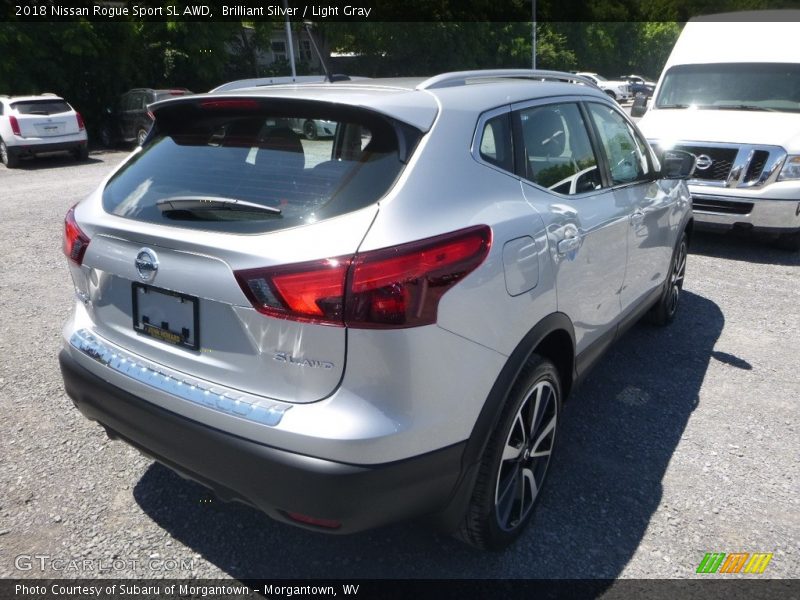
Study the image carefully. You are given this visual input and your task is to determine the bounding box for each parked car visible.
[575,72,632,102]
[620,74,656,97]
[59,69,694,550]
[99,88,192,148]
[638,11,800,250]
[0,94,88,168]
[290,117,337,140]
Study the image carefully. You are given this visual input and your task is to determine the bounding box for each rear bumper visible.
[691,192,800,234]
[8,137,87,156]
[59,350,465,534]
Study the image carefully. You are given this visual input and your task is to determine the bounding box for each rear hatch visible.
[12,98,80,138]
[73,96,423,403]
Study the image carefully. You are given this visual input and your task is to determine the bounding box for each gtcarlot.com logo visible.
[14,554,195,573]
[696,552,773,574]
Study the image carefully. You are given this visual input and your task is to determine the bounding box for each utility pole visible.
[283,0,297,81]
[531,0,537,69]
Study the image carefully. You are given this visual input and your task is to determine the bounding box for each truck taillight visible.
[63,206,90,265]
[234,226,492,329]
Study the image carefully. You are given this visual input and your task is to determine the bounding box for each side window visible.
[516,102,602,195]
[478,112,512,172]
[586,102,651,185]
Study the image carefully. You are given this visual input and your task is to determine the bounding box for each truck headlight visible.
[778,155,800,181]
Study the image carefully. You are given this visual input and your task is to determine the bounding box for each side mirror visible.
[660,149,696,179]
[630,93,649,118]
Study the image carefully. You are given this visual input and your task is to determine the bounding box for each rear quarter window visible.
[102,101,421,234]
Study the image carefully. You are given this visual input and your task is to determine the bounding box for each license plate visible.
[132,283,199,350]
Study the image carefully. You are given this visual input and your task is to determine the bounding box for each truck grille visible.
[676,146,737,182]
[692,196,753,215]
[659,143,787,189]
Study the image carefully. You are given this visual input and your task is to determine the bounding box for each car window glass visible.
[102,110,420,234]
[478,113,512,172]
[516,102,602,195]
[12,100,71,115]
[586,103,651,185]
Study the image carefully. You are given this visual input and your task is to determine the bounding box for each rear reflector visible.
[283,511,342,530]
[75,112,85,131]
[234,225,491,328]
[9,115,21,136]
[63,205,90,265]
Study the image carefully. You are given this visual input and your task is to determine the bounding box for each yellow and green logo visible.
[697,552,773,574]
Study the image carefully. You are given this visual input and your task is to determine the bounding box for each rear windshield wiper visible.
[156,196,282,216]
[656,103,690,109]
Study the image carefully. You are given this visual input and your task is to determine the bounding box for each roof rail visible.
[416,69,598,90]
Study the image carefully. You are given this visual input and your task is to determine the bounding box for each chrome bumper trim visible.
[690,193,800,231]
[69,329,289,427]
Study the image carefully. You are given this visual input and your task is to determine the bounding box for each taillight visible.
[63,206,90,265]
[235,257,349,326]
[234,226,491,329]
[9,115,21,136]
[75,112,85,131]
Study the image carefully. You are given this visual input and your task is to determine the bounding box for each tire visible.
[303,119,318,140]
[776,231,800,252]
[456,355,562,550]
[99,126,113,148]
[136,128,148,147]
[648,232,688,325]
[73,146,89,162]
[0,140,19,168]
[604,90,617,101]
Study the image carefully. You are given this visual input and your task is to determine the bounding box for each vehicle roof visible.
[668,13,800,66]
[154,74,609,132]
[2,94,66,103]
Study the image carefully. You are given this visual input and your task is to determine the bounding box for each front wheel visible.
[604,90,617,101]
[136,128,148,147]
[649,232,688,325]
[456,355,562,550]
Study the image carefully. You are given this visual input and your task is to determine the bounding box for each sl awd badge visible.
[135,248,159,283]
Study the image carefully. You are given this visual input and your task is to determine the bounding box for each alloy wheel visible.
[667,239,687,316]
[494,380,558,531]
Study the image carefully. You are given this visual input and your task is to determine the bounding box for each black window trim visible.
[470,104,515,178]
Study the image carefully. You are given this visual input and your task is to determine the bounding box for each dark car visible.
[100,88,192,147]
[620,74,656,97]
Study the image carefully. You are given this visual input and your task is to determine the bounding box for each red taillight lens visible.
[63,206,90,265]
[234,226,491,329]
[75,112,85,131]
[346,225,491,328]
[234,257,350,326]
[9,115,21,136]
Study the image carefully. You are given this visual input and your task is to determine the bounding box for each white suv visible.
[0,94,89,168]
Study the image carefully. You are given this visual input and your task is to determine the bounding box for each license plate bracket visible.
[132,283,199,350]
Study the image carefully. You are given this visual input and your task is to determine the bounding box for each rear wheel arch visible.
[435,313,575,536]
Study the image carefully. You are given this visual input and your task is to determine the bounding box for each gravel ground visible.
[0,151,797,581]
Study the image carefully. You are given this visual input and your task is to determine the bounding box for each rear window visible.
[102,100,421,233]
[12,99,71,115]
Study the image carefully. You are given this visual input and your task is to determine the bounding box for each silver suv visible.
[59,70,694,550]
[0,94,88,168]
